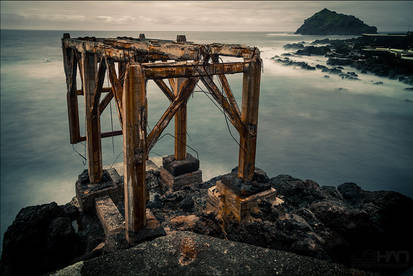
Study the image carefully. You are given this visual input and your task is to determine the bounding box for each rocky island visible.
[296,8,377,35]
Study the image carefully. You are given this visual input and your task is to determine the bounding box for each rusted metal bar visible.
[122,64,147,243]
[199,71,246,135]
[238,55,262,181]
[76,87,112,96]
[91,60,107,114]
[78,130,122,142]
[106,59,124,126]
[142,61,246,79]
[218,74,241,118]
[173,78,187,160]
[62,34,81,144]
[99,91,114,114]
[62,37,256,62]
[82,52,103,183]
[154,79,175,102]
[118,62,126,84]
[147,77,199,152]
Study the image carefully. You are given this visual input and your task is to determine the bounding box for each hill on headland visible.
[295,8,377,35]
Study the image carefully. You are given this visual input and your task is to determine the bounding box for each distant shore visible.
[273,35,413,87]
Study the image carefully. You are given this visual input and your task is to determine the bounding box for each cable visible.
[107,68,115,156]
[72,143,87,167]
[194,61,247,154]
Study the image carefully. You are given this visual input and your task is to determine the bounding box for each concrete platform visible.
[160,168,202,192]
[209,180,276,222]
[162,154,199,176]
[76,168,122,213]
[159,154,202,192]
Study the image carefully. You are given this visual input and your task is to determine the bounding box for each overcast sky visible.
[1,1,412,32]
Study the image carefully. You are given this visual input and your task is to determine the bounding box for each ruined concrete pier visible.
[62,33,263,244]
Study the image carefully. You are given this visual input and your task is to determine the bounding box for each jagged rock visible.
[3,170,413,275]
[62,199,80,221]
[320,186,343,201]
[270,175,324,207]
[273,57,316,71]
[179,196,195,211]
[312,38,331,44]
[339,72,359,80]
[295,8,377,35]
[327,57,353,66]
[147,194,163,209]
[168,215,222,237]
[283,42,305,50]
[0,203,83,275]
[296,46,331,56]
[323,67,342,74]
[77,212,105,255]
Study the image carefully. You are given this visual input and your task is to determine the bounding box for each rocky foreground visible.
[1,165,413,275]
[273,36,413,87]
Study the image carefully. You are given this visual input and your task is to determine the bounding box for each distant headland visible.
[295,8,377,35]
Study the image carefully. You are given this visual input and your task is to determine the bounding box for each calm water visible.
[1,30,412,248]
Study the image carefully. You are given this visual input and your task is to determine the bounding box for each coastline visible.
[272,35,413,87]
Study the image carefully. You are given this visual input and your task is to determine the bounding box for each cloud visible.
[1,1,413,32]
[96,15,136,24]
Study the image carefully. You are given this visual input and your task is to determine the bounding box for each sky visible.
[1,1,413,32]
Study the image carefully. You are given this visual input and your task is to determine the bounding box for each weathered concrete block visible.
[162,154,199,176]
[95,195,127,252]
[160,168,202,192]
[95,196,125,236]
[76,168,122,213]
[222,170,271,197]
[211,180,276,223]
[95,196,165,251]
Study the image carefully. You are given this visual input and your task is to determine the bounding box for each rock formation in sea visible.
[295,8,377,35]
[275,36,413,85]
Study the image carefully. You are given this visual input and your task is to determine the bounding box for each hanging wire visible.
[71,55,88,167]
[110,151,123,169]
[106,67,115,156]
[158,132,199,160]
[146,119,199,160]
[72,143,87,167]
[194,59,247,154]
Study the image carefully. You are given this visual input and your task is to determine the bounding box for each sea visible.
[1,30,412,249]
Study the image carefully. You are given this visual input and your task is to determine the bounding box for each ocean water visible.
[1,30,412,248]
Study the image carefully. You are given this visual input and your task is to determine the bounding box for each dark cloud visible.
[1,1,412,32]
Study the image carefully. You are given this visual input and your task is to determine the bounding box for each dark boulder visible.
[296,46,331,56]
[270,175,324,208]
[283,42,305,50]
[179,195,195,211]
[0,202,83,275]
[327,57,353,66]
